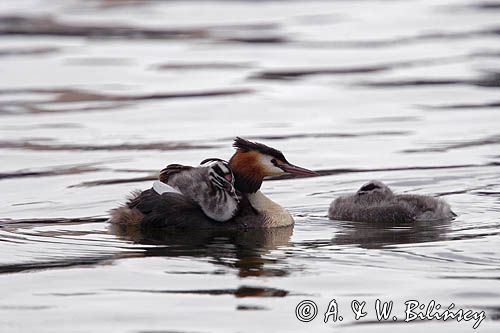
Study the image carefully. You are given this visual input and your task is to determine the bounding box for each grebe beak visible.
[279,163,318,176]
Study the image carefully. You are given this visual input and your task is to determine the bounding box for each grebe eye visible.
[271,158,277,166]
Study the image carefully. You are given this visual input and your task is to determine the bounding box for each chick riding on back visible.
[156,160,239,222]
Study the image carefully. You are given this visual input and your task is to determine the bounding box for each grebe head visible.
[201,159,237,197]
[356,180,393,198]
[228,137,317,193]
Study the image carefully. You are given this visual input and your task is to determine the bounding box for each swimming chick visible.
[328,180,456,223]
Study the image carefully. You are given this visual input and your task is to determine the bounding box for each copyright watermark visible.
[294,299,486,329]
[295,300,319,322]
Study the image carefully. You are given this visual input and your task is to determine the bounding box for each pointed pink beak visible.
[280,163,318,176]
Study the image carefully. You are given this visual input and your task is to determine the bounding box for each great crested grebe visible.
[157,160,239,222]
[110,159,238,225]
[109,137,317,229]
[328,180,456,223]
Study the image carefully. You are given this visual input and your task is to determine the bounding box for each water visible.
[1,0,500,332]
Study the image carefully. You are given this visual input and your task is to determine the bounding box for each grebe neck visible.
[246,191,294,227]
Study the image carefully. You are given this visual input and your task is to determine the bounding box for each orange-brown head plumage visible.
[229,137,317,193]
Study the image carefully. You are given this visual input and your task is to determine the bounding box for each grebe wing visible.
[128,189,220,229]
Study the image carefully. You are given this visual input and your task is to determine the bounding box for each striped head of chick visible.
[200,158,239,202]
[355,180,394,203]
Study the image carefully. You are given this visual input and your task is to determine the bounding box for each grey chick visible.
[156,159,240,222]
[328,180,456,223]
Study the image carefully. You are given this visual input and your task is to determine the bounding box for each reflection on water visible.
[332,220,451,249]
[111,224,294,277]
[1,0,500,331]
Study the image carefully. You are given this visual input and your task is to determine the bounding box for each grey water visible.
[0,0,499,332]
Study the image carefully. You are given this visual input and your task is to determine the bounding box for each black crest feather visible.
[200,157,229,165]
[359,183,380,192]
[233,137,288,162]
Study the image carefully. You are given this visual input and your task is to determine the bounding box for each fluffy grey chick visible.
[328,180,456,223]
[156,159,239,222]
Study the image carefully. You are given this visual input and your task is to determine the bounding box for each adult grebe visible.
[328,180,456,223]
[109,137,317,229]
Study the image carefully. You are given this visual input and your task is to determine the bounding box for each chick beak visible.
[279,163,318,176]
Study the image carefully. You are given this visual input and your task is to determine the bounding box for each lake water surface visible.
[1,0,499,332]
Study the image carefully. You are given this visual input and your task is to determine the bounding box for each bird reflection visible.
[331,219,452,249]
[110,224,293,277]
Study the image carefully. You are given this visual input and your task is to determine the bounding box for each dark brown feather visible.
[233,137,288,162]
[111,188,264,229]
[159,164,193,183]
[200,157,228,165]
[232,171,263,194]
